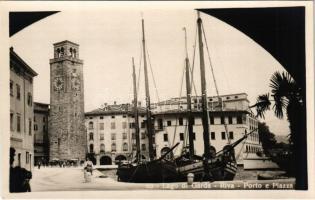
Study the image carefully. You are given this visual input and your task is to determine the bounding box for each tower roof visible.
[53,40,79,46]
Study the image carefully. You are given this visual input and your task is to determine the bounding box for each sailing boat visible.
[175,12,248,181]
[116,18,179,183]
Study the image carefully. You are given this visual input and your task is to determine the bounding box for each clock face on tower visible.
[53,77,64,91]
[71,77,81,91]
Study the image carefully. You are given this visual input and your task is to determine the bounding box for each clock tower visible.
[49,40,86,162]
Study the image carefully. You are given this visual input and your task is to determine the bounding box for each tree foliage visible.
[250,71,303,145]
[258,122,277,154]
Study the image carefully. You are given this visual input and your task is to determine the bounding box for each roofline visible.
[10,47,38,76]
[169,93,248,99]
[53,40,79,46]
[34,102,49,106]
[153,110,250,116]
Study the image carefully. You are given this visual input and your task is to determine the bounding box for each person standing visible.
[83,158,93,182]
[38,161,41,169]
[9,148,32,192]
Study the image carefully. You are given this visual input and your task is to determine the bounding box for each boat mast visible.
[197,12,211,159]
[142,18,155,161]
[183,27,195,159]
[132,57,141,162]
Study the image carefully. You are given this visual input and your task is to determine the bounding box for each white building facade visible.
[85,93,261,166]
[152,93,261,165]
[85,103,149,165]
[10,47,38,171]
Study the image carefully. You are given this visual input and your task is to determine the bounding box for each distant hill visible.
[275,135,289,144]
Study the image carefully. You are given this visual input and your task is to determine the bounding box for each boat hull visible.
[177,155,237,182]
[117,159,178,183]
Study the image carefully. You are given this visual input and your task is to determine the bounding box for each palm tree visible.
[251,71,303,145]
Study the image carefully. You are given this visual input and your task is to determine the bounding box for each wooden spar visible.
[141,18,155,160]
[132,57,141,162]
[183,27,195,159]
[197,12,211,159]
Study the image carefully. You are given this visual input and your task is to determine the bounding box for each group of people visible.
[9,148,95,193]
[9,148,32,193]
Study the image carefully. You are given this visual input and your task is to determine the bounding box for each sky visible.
[10,8,290,136]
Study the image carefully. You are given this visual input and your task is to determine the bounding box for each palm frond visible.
[252,93,271,119]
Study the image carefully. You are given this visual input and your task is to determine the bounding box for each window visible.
[88,121,93,130]
[179,118,183,126]
[99,123,104,130]
[229,132,234,140]
[220,116,225,124]
[17,153,21,167]
[129,122,135,128]
[179,133,184,141]
[111,122,116,129]
[210,116,214,124]
[141,144,146,151]
[100,144,105,153]
[26,152,29,164]
[27,92,32,106]
[43,117,46,122]
[167,120,172,126]
[226,96,230,100]
[228,116,233,124]
[163,133,168,142]
[111,133,116,140]
[123,143,128,151]
[237,116,243,124]
[34,116,36,122]
[158,119,163,129]
[123,115,127,118]
[122,132,127,139]
[89,144,94,153]
[28,119,32,135]
[10,113,14,131]
[141,121,145,128]
[60,47,64,56]
[122,122,127,129]
[111,143,116,151]
[193,132,196,140]
[235,96,238,99]
[16,115,21,132]
[211,132,215,140]
[141,132,146,139]
[16,84,21,100]
[221,132,226,140]
[111,116,115,119]
[100,133,104,140]
[89,132,93,140]
[10,80,14,96]
[132,144,137,150]
[132,133,136,139]
[100,116,103,119]
[43,125,46,132]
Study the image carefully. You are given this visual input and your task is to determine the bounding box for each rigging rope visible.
[190,24,198,97]
[170,59,186,147]
[201,23,220,98]
[201,20,232,145]
[146,49,161,108]
[137,38,143,102]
